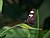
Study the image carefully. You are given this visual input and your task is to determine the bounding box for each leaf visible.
[4,28,30,38]
[0,23,30,38]
[43,30,50,38]
[15,23,42,30]
[0,0,3,12]
[15,23,33,29]
[0,34,6,38]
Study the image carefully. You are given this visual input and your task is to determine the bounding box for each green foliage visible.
[43,30,50,38]
[0,24,30,38]
[4,29,30,38]
[0,23,41,38]
[39,30,48,38]
[0,9,40,38]
[0,0,3,13]
[0,8,50,38]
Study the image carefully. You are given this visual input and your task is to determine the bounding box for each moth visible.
[25,8,36,25]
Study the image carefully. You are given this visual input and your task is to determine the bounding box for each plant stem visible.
[36,9,40,38]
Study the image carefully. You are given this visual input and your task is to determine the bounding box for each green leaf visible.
[15,23,42,30]
[0,23,31,38]
[15,23,33,29]
[4,28,30,38]
[0,0,3,13]
[43,30,50,38]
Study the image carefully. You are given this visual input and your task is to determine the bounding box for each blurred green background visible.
[0,0,50,38]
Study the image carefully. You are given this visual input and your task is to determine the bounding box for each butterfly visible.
[25,8,36,25]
